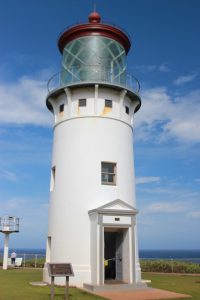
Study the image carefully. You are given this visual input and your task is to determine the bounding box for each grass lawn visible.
[0,269,200,300]
[143,272,200,300]
[0,269,105,300]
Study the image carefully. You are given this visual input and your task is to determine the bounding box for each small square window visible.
[59,104,64,113]
[79,99,86,107]
[125,106,129,114]
[101,162,116,185]
[50,166,56,192]
[105,99,112,108]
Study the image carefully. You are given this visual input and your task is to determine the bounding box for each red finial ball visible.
[88,11,101,23]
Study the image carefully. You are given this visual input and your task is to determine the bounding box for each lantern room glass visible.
[60,36,127,86]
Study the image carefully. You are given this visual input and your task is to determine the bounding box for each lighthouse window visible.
[101,162,116,185]
[50,166,56,192]
[59,104,64,113]
[125,106,129,114]
[105,99,112,108]
[79,99,87,107]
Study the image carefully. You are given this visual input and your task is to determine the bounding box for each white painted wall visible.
[102,215,131,225]
[43,84,141,286]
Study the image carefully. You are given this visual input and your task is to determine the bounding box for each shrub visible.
[140,259,200,274]
[23,257,45,268]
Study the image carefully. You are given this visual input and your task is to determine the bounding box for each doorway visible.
[104,228,127,283]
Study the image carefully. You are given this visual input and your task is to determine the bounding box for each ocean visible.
[0,249,200,263]
[139,249,200,263]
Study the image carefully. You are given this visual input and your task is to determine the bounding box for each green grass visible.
[0,269,105,300]
[143,272,200,300]
[0,268,200,300]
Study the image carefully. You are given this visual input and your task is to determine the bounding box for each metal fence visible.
[0,252,46,268]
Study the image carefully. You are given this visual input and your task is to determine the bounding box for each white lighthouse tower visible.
[43,11,143,289]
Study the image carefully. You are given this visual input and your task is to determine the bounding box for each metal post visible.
[3,233,9,270]
[51,276,55,299]
[110,61,114,82]
[65,276,69,300]
[23,253,26,267]
[171,258,174,273]
[34,254,37,268]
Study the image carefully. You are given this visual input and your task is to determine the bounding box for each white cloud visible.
[163,90,200,142]
[0,196,48,218]
[135,87,200,143]
[136,176,160,184]
[159,64,170,72]
[173,73,197,85]
[145,201,188,214]
[0,169,17,181]
[188,211,200,218]
[135,87,171,125]
[134,64,169,73]
[0,74,52,126]
[0,196,48,248]
[0,197,27,212]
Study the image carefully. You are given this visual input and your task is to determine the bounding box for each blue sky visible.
[0,0,199,250]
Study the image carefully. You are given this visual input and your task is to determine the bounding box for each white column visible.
[3,233,9,270]
[134,224,142,282]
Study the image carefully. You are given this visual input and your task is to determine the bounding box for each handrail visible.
[47,68,140,94]
[47,73,60,92]
[0,216,19,232]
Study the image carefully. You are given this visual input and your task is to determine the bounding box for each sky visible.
[0,0,199,250]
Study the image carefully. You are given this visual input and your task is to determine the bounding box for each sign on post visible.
[47,263,74,300]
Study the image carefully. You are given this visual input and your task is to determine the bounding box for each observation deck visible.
[0,216,19,233]
[47,66,140,94]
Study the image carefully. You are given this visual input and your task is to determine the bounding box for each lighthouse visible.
[43,11,143,289]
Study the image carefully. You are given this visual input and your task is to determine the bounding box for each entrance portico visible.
[87,199,142,290]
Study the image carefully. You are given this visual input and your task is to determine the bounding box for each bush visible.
[140,259,200,274]
[23,257,45,268]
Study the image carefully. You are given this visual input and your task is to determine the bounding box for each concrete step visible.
[83,282,147,292]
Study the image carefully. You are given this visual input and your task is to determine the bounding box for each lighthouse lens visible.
[60,36,126,86]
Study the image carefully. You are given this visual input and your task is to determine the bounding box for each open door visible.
[104,232,116,280]
[104,228,127,283]
[115,232,123,281]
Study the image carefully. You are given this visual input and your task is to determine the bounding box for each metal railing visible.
[0,216,19,232]
[0,251,45,268]
[47,67,140,94]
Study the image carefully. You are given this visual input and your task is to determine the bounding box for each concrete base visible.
[83,282,147,292]
[29,282,48,286]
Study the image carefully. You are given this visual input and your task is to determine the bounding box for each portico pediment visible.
[88,199,138,216]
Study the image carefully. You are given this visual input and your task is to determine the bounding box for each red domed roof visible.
[58,12,131,54]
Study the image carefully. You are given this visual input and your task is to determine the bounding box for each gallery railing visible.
[47,66,140,94]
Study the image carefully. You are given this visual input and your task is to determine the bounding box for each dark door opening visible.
[104,232,116,279]
[104,230,123,281]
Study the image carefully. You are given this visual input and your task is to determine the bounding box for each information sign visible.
[47,263,74,300]
[47,263,74,277]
